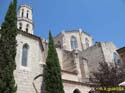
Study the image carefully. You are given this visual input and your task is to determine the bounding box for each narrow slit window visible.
[26,10,29,18]
[85,38,89,48]
[19,23,22,30]
[22,9,24,17]
[26,24,29,32]
[71,36,78,49]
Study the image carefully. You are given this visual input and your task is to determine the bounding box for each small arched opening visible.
[26,10,29,18]
[21,9,24,17]
[19,22,22,30]
[73,89,81,93]
[26,24,29,33]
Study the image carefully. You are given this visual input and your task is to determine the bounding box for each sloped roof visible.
[117,47,125,53]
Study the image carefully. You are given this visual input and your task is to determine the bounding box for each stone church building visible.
[14,4,121,93]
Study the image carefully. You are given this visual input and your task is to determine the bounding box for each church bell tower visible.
[17,4,34,34]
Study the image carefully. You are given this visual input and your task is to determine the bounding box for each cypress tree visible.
[0,0,17,93]
[43,32,64,93]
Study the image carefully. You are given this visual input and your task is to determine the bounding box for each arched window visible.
[22,44,29,67]
[71,36,78,49]
[73,89,81,93]
[22,9,24,17]
[113,52,121,64]
[85,38,89,48]
[19,22,22,30]
[26,24,29,32]
[26,10,29,18]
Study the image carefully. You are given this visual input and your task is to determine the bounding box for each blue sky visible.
[0,0,125,48]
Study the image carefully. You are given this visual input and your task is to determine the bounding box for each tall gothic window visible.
[26,10,29,18]
[22,44,29,67]
[22,9,24,17]
[19,22,22,30]
[26,24,29,32]
[71,36,78,49]
[85,38,89,48]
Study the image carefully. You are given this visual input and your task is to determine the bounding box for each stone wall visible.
[79,42,117,79]
[79,29,93,49]
[80,42,104,78]
[101,42,117,63]
[63,81,91,93]
[54,33,64,49]
[54,30,93,51]
[62,71,78,82]
[62,50,76,72]
[14,31,118,93]
[15,33,43,93]
[56,48,64,69]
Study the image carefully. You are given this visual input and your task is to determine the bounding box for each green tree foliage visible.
[43,32,64,93]
[90,61,125,93]
[0,0,17,93]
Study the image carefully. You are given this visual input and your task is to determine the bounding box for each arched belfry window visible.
[19,22,22,30]
[73,89,81,93]
[71,36,78,49]
[85,38,89,48]
[22,44,29,67]
[26,24,29,32]
[21,9,24,17]
[26,10,29,18]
